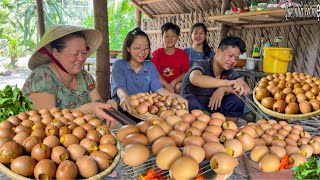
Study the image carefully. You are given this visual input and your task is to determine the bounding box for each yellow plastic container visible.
[263,47,292,73]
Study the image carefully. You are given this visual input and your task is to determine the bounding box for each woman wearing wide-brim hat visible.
[22,24,118,129]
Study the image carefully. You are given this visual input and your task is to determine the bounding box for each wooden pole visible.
[219,0,231,42]
[130,0,154,19]
[135,8,142,28]
[36,0,45,37]
[241,20,319,28]
[93,0,110,101]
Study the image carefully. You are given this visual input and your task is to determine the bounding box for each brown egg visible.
[117,125,139,142]
[73,117,86,126]
[283,87,293,95]
[220,129,237,143]
[191,120,207,132]
[300,144,313,158]
[90,151,111,171]
[59,126,72,138]
[151,136,176,155]
[270,146,286,159]
[196,114,211,124]
[285,102,299,114]
[260,123,272,132]
[123,133,148,147]
[174,121,190,132]
[210,152,237,175]
[239,126,258,138]
[99,144,118,158]
[222,121,238,131]
[190,109,204,117]
[250,145,269,162]
[296,93,307,103]
[309,99,320,111]
[265,128,277,136]
[7,116,22,126]
[60,134,79,148]
[255,88,270,101]
[186,127,202,136]
[10,156,36,177]
[182,144,205,164]
[71,110,84,118]
[310,140,320,154]
[122,144,149,166]
[202,131,219,143]
[34,159,56,180]
[51,119,64,128]
[165,115,182,127]
[291,128,301,135]
[17,112,28,121]
[168,130,185,147]
[56,160,78,180]
[22,136,42,152]
[273,100,287,113]
[208,118,224,127]
[285,137,298,146]
[224,139,243,157]
[211,112,226,122]
[203,142,226,160]
[170,156,199,180]
[81,123,95,132]
[0,128,15,139]
[83,114,94,121]
[85,130,101,143]
[29,115,42,122]
[64,113,75,121]
[277,129,289,137]
[254,138,266,147]
[0,120,15,129]
[136,104,149,114]
[256,119,268,125]
[299,101,312,114]
[183,135,205,147]
[175,109,189,117]
[274,133,285,140]
[67,144,88,161]
[44,124,58,136]
[157,121,173,135]
[285,145,301,155]
[51,146,69,164]
[80,138,98,153]
[236,132,254,151]
[95,125,110,136]
[0,141,23,163]
[289,153,306,167]
[12,132,30,145]
[282,124,293,132]
[146,125,165,144]
[259,154,280,172]
[43,135,60,149]
[298,137,310,147]
[0,137,11,147]
[181,114,196,124]
[72,127,87,140]
[271,139,286,148]
[31,143,51,161]
[76,156,98,178]
[312,136,320,143]
[156,145,182,170]
[205,125,223,137]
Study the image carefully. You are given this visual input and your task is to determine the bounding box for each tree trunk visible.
[36,0,46,37]
[93,0,110,101]
[10,54,18,67]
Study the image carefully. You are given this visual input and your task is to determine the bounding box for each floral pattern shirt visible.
[22,64,96,109]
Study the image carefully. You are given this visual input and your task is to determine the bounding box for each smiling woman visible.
[22,24,119,129]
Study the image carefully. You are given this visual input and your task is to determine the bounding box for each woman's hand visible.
[209,87,225,110]
[175,95,188,109]
[119,94,131,113]
[89,102,118,129]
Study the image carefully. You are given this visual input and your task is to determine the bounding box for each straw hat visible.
[28,24,102,70]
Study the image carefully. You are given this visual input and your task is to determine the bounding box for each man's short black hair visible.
[161,22,180,36]
[218,36,246,54]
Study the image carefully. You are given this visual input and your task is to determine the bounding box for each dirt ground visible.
[0,57,31,90]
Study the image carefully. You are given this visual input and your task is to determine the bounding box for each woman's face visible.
[53,37,88,74]
[191,27,206,46]
[127,35,150,63]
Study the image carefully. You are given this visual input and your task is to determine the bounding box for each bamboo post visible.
[36,0,45,37]
[135,8,142,28]
[93,0,110,101]
[219,0,231,42]
[130,0,154,19]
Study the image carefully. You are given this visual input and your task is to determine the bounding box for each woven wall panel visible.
[143,9,221,51]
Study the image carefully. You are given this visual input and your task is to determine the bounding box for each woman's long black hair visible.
[190,23,212,59]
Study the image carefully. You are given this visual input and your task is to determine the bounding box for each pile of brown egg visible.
[242,119,320,172]
[128,92,187,115]
[254,72,320,114]
[0,108,118,179]
[118,109,242,179]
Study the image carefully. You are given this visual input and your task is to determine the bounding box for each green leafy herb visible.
[0,85,33,121]
[292,156,320,179]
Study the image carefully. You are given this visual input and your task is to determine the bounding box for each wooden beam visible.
[135,8,142,28]
[219,0,232,42]
[93,0,110,101]
[139,0,166,5]
[36,0,45,37]
[241,19,319,29]
[145,27,220,34]
[153,13,180,18]
[130,0,154,19]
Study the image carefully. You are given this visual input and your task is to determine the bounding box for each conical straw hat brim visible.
[28,24,102,70]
